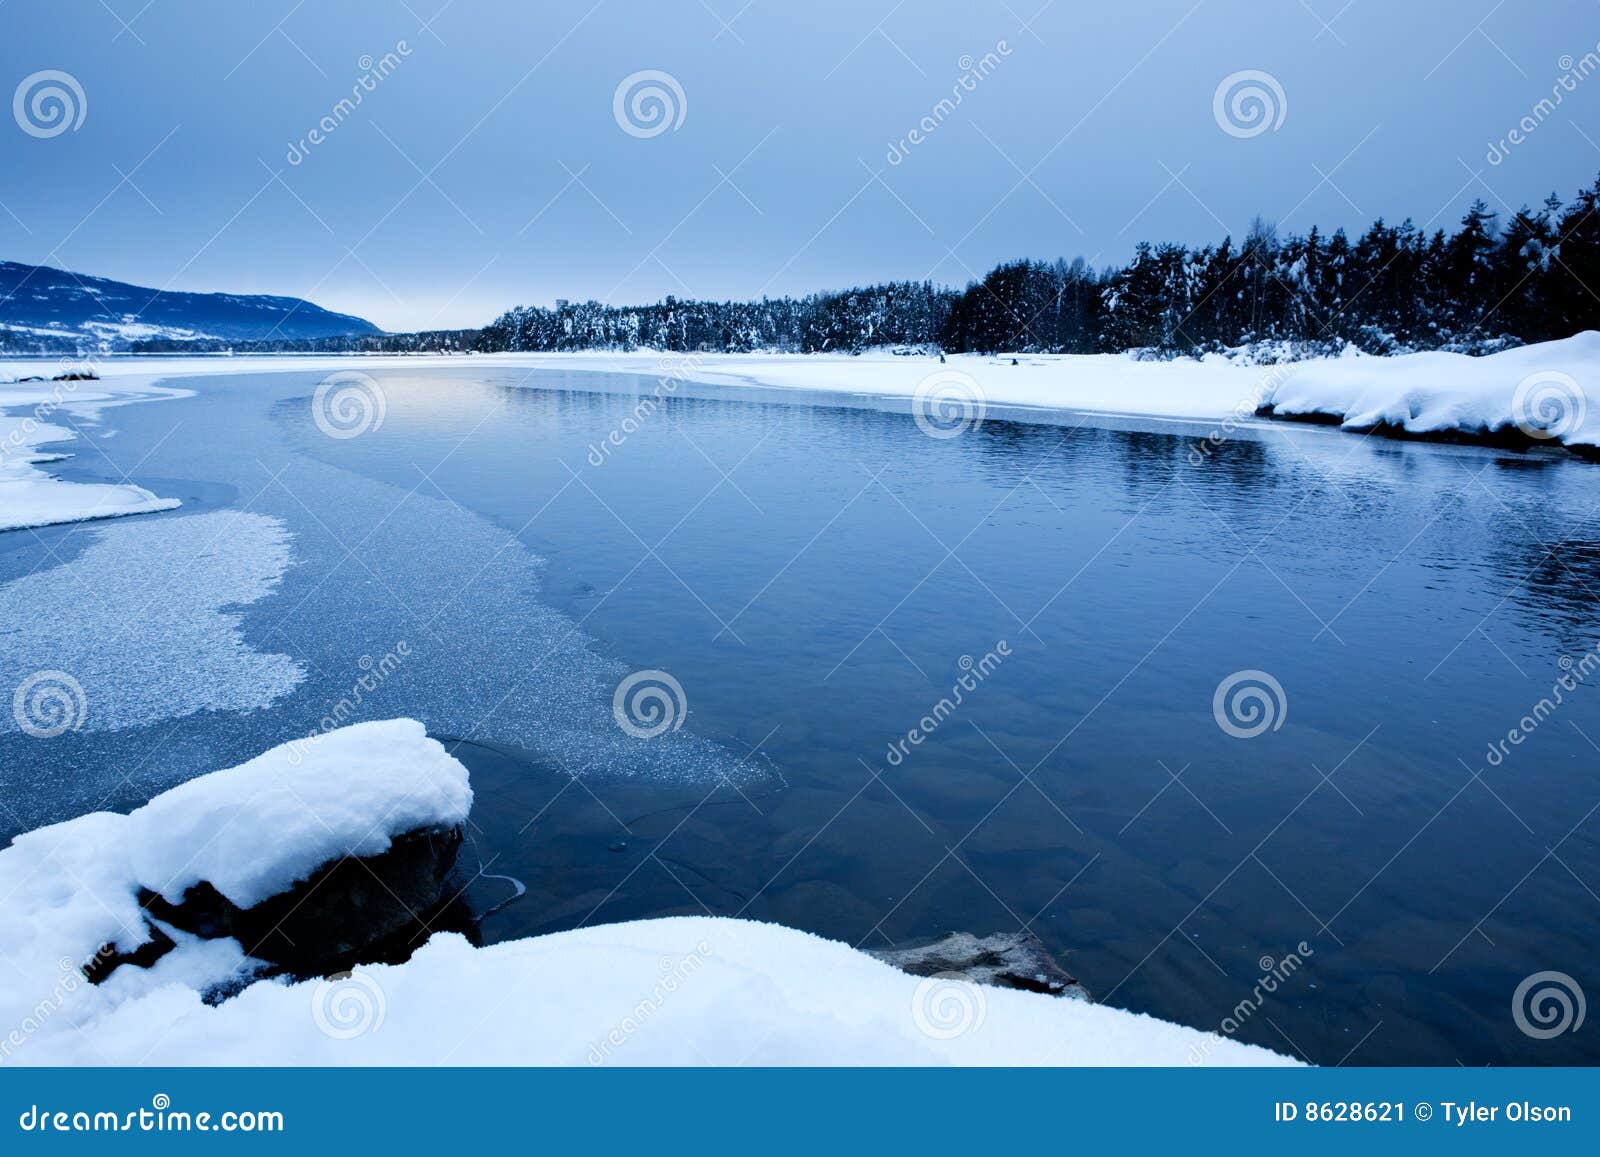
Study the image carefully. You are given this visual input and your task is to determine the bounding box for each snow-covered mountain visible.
[0,260,382,350]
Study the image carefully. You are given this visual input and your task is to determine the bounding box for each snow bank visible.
[1260,332,1600,450]
[528,349,1268,421]
[0,720,1291,1067]
[0,379,183,532]
[35,916,1296,1067]
[5,350,1269,423]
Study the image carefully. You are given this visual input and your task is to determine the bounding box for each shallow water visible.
[3,363,1598,1065]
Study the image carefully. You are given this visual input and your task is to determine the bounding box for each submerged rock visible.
[868,931,1089,999]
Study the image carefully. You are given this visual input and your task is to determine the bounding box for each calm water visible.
[4,363,1598,1065]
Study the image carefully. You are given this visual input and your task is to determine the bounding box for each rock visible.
[868,931,1089,999]
[138,825,465,973]
[83,923,177,984]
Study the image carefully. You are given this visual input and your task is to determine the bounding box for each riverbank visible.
[6,333,1596,472]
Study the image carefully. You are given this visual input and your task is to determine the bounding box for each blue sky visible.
[1,0,1596,331]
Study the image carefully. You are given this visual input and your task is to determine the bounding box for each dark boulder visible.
[131,825,465,973]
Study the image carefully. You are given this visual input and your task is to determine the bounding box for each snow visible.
[0,378,185,533]
[9,332,1596,455]
[0,509,305,737]
[127,718,472,909]
[0,414,180,532]
[0,720,1292,1067]
[39,917,1296,1067]
[78,320,207,343]
[1258,331,1600,448]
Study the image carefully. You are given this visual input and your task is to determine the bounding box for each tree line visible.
[126,171,1600,359]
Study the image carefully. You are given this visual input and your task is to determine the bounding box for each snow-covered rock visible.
[0,720,469,1062]
[126,719,471,911]
[127,718,471,970]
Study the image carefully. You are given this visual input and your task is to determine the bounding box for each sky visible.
[1,0,1597,332]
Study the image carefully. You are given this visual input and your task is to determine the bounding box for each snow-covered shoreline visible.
[0,720,1293,1067]
[1258,332,1600,453]
[0,378,186,533]
[6,332,1597,465]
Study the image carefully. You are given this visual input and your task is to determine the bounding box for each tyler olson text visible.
[1439,1101,1572,1126]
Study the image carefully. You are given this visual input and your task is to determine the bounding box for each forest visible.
[132,173,1600,359]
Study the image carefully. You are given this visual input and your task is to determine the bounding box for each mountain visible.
[0,260,382,351]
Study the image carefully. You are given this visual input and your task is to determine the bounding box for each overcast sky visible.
[2,0,1596,331]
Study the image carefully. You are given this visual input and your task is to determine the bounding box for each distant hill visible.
[0,260,382,352]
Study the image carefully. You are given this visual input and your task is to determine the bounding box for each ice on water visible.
[0,509,304,736]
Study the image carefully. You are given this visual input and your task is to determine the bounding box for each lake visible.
[2,362,1597,1066]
